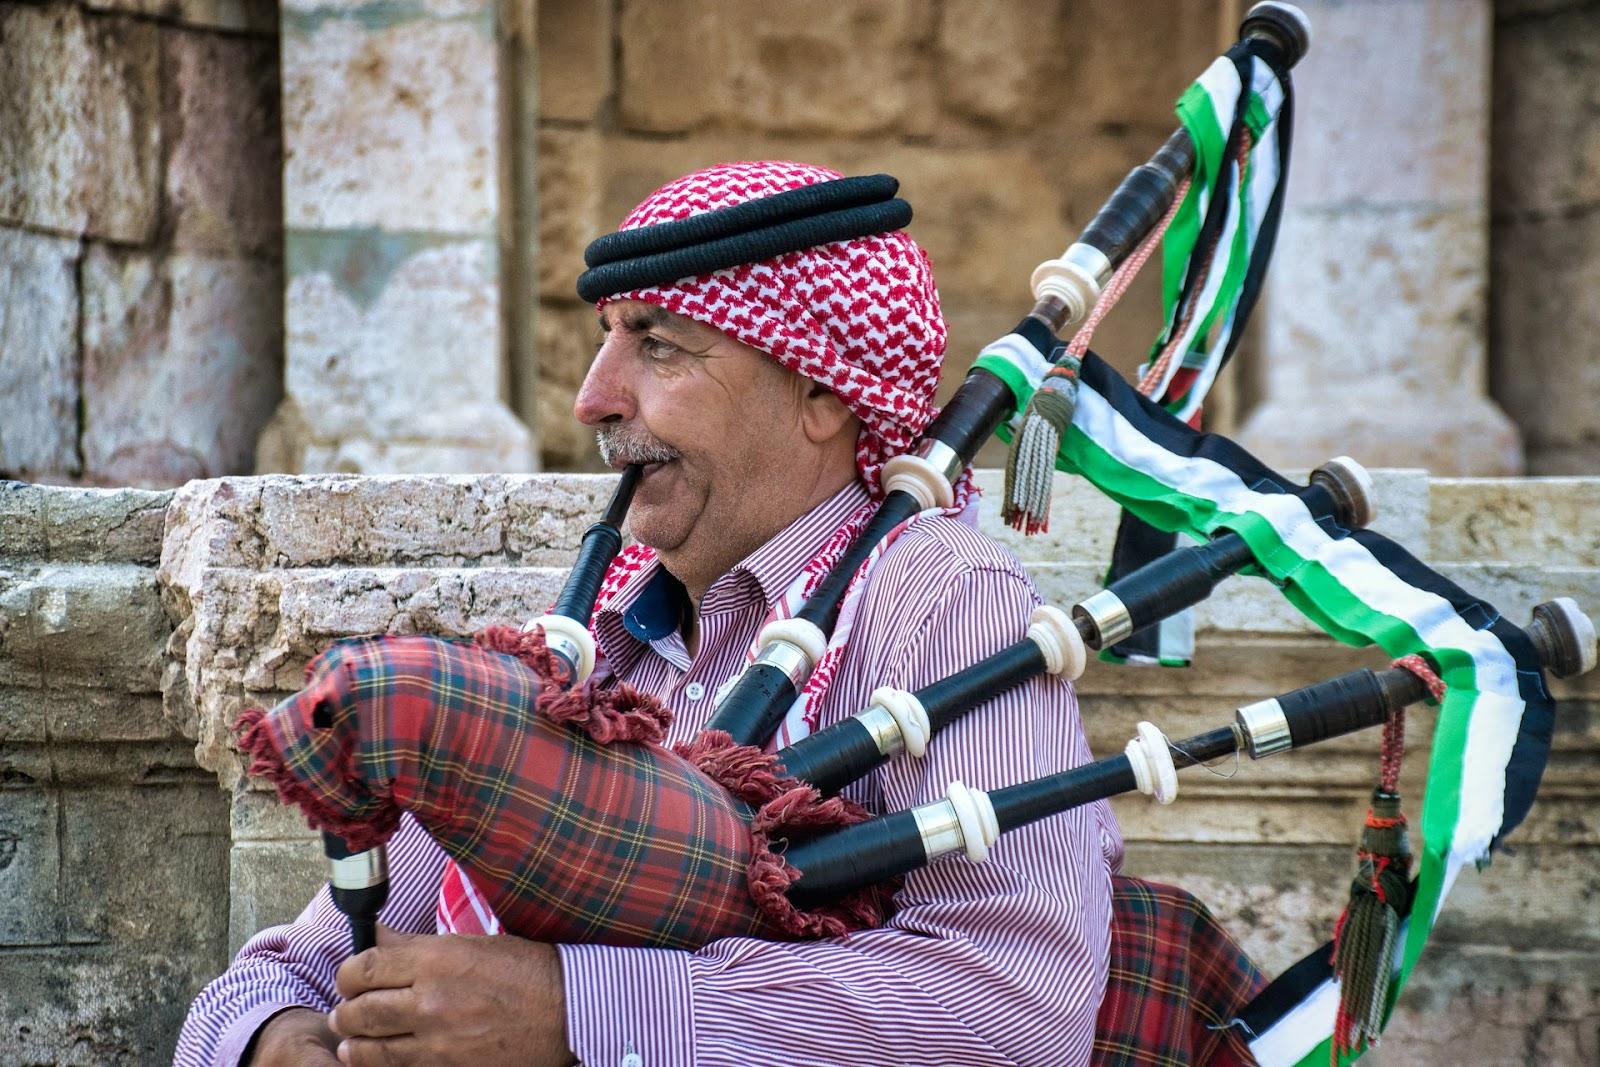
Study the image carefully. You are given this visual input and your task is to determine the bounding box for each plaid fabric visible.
[243,635,784,949]
[1093,877,1267,1067]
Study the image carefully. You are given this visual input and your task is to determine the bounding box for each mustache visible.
[595,425,682,468]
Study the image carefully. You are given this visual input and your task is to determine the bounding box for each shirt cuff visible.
[218,1001,319,1067]
[557,944,696,1067]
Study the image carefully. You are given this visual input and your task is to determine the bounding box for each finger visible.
[373,923,412,947]
[338,1035,428,1067]
[335,945,416,1000]
[329,988,417,1039]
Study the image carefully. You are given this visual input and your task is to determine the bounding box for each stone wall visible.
[0,482,230,1064]
[533,0,1233,470]
[0,0,284,488]
[1,468,1569,1063]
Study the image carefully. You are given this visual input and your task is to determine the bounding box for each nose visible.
[573,333,635,427]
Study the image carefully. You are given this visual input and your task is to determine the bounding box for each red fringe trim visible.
[474,624,672,745]
[676,730,888,940]
[232,705,398,852]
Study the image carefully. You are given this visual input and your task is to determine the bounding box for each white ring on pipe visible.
[869,687,931,758]
[757,618,828,671]
[881,454,956,511]
[1027,605,1087,680]
[524,614,596,684]
[945,780,999,864]
[1124,721,1179,805]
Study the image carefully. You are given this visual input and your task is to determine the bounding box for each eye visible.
[640,335,679,360]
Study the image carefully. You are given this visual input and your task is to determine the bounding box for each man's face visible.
[574,300,821,576]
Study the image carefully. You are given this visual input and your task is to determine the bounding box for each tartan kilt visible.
[240,634,784,949]
[1093,877,1267,1066]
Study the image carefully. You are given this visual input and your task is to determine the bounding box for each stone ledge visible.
[0,482,171,564]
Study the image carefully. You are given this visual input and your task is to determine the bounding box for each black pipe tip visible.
[1242,2,1312,69]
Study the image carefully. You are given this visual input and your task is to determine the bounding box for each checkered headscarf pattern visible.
[603,160,948,495]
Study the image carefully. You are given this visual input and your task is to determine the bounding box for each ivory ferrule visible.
[1030,244,1113,332]
[1073,589,1134,650]
[754,639,812,690]
[1236,697,1293,759]
[525,613,596,684]
[857,702,906,758]
[913,438,966,485]
[328,847,389,891]
[910,800,963,862]
[881,453,956,511]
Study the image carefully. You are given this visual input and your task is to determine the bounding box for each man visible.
[176,161,1122,1067]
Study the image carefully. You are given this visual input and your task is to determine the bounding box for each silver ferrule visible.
[1073,589,1134,650]
[910,800,964,861]
[328,846,389,890]
[1236,697,1293,759]
[544,630,584,671]
[912,438,967,485]
[856,703,906,758]
[754,639,812,690]
[1063,242,1115,288]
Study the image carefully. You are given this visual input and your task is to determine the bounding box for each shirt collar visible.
[593,479,872,657]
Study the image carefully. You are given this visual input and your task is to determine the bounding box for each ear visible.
[798,382,857,446]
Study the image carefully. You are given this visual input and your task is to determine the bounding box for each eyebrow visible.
[598,304,671,334]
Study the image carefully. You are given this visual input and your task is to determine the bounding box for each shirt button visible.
[684,681,706,701]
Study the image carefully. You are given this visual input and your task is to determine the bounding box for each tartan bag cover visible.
[237,634,787,949]
[1093,877,1267,1067]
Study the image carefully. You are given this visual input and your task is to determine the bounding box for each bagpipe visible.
[235,3,1600,1063]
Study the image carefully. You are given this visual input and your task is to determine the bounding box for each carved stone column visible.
[258,0,532,474]
[1238,0,1522,475]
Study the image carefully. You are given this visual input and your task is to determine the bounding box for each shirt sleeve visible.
[560,549,1123,1067]
[173,813,450,1067]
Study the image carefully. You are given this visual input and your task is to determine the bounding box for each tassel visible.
[1002,353,1081,534]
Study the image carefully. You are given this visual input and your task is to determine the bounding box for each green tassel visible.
[1332,789,1412,1056]
[1002,355,1081,534]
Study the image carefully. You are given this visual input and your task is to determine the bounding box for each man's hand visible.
[329,925,574,1067]
[248,1007,341,1066]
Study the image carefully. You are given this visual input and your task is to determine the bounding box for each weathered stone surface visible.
[538,127,603,301]
[227,837,326,952]
[0,4,160,243]
[269,234,532,473]
[166,28,283,257]
[282,13,498,233]
[1430,477,1600,567]
[617,0,933,136]
[0,228,81,478]
[934,0,1060,130]
[0,563,168,691]
[1491,210,1600,475]
[538,0,612,122]
[83,0,279,33]
[1288,0,1491,209]
[1242,207,1522,475]
[81,247,285,487]
[534,304,606,471]
[1491,4,1600,215]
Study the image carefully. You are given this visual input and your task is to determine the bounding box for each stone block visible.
[0,689,169,745]
[504,474,619,562]
[275,233,533,473]
[1288,0,1490,209]
[539,0,612,121]
[0,787,61,947]
[617,0,932,136]
[83,0,279,34]
[0,4,160,243]
[227,837,333,951]
[934,0,1060,130]
[1491,210,1600,475]
[165,28,283,257]
[253,475,508,566]
[534,304,607,471]
[1242,206,1522,475]
[0,228,80,478]
[1430,477,1600,567]
[0,485,172,566]
[1491,5,1600,215]
[0,563,168,692]
[283,14,498,233]
[538,126,603,300]
[81,247,285,487]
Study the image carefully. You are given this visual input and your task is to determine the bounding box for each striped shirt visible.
[175,481,1123,1067]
